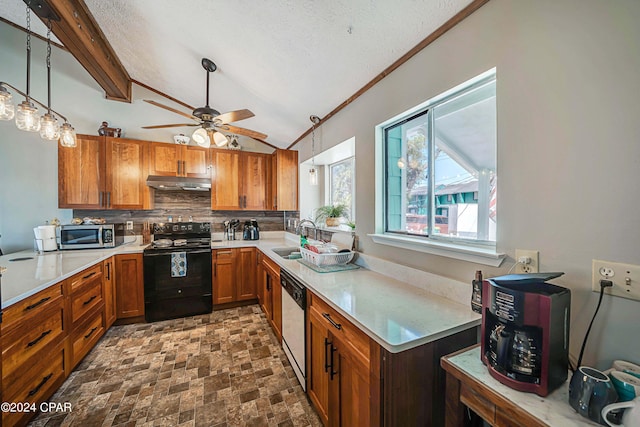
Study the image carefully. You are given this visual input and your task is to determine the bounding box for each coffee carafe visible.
[243,219,260,240]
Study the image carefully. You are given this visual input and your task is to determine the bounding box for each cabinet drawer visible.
[68,263,103,293]
[70,278,103,326]
[262,254,280,276]
[2,342,65,426]
[309,293,370,365]
[2,302,65,381]
[70,309,105,368]
[214,249,235,260]
[1,284,63,333]
[460,382,495,423]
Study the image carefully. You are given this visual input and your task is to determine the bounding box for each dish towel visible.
[171,252,187,277]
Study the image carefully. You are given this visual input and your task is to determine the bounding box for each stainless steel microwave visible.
[60,223,125,250]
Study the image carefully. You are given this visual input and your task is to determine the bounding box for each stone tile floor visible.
[30,305,321,427]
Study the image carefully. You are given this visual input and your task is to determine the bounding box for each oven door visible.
[143,248,213,322]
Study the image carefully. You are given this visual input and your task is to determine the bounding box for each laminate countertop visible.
[0,233,480,353]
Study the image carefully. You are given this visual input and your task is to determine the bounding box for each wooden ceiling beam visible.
[27,0,132,102]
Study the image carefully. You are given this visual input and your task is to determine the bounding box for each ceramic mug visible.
[569,366,619,425]
[613,360,640,380]
[611,371,640,402]
[602,396,640,427]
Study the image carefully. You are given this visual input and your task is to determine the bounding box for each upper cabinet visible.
[211,149,270,210]
[272,149,298,211]
[58,135,152,210]
[148,142,210,178]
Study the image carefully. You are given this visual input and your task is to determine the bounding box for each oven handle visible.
[143,248,212,256]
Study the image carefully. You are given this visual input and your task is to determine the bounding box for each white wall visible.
[0,22,270,253]
[295,0,640,368]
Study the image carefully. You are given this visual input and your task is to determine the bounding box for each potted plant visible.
[315,204,349,227]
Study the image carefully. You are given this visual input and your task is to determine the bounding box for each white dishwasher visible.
[280,269,307,391]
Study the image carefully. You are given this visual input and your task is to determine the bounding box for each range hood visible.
[146,175,211,191]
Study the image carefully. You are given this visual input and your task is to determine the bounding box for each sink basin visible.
[272,246,302,259]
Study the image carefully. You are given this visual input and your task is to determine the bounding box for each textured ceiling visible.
[1,0,474,148]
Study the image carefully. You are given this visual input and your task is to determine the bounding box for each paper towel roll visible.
[34,225,58,251]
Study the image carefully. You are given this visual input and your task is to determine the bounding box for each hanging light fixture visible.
[192,127,211,148]
[213,131,228,147]
[0,1,77,146]
[309,115,320,186]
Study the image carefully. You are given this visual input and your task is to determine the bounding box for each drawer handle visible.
[25,296,51,311]
[83,295,97,306]
[83,271,97,280]
[26,329,52,348]
[84,326,98,339]
[217,251,233,255]
[322,313,342,330]
[28,373,53,397]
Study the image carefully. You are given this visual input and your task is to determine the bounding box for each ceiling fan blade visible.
[142,123,199,129]
[222,124,267,140]
[144,99,199,121]
[215,109,255,124]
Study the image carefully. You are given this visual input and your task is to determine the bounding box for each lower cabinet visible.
[212,248,257,306]
[115,253,145,319]
[259,252,282,342]
[103,256,116,328]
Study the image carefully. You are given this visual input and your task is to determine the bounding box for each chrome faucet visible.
[297,219,318,240]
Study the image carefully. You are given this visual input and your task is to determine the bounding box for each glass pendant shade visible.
[39,112,60,140]
[192,127,211,148]
[309,167,318,186]
[0,88,15,120]
[59,122,77,147]
[15,100,40,131]
[213,131,228,147]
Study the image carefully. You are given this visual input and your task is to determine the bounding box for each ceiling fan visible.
[142,58,267,147]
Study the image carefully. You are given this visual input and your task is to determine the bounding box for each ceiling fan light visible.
[192,127,210,148]
[0,87,15,120]
[213,132,228,147]
[40,112,60,140]
[59,122,77,147]
[15,100,40,132]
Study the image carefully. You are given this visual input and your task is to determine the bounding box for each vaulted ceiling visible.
[0,0,479,149]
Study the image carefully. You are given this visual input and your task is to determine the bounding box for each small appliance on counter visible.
[242,219,260,240]
[480,272,571,397]
[59,223,125,249]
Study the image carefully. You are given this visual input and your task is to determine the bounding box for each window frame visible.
[371,68,505,267]
[328,156,356,220]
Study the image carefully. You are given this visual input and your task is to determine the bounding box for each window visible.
[329,157,355,220]
[382,71,496,246]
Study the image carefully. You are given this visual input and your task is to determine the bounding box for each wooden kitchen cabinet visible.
[115,253,145,319]
[103,257,116,328]
[271,149,298,210]
[148,141,210,178]
[58,134,152,209]
[211,149,269,210]
[212,248,258,306]
[260,253,282,342]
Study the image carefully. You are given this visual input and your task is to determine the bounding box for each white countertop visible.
[1,233,480,353]
[446,346,600,426]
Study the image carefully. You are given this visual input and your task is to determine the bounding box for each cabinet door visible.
[241,152,269,210]
[148,142,180,176]
[182,145,210,178]
[333,335,372,427]
[237,247,257,301]
[58,134,103,208]
[273,149,298,211]
[211,150,241,210]
[115,253,145,318]
[103,257,116,328]
[307,306,331,426]
[104,137,149,209]
[271,268,282,341]
[213,250,236,305]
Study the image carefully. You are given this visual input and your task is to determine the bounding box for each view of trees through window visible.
[330,157,355,220]
[384,71,496,242]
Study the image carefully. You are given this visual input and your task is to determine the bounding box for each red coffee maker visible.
[480,273,571,396]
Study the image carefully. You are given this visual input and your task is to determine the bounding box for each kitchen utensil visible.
[602,396,640,427]
[569,366,619,425]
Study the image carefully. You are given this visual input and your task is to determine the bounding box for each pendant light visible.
[0,1,77,147]
[309,115,320,186]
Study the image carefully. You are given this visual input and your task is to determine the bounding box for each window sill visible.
[368,233,506,267]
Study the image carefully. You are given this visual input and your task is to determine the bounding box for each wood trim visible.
[32,0,132,102]
[132,79,194,111]
[0,16,66,50]
[286,0,490,150]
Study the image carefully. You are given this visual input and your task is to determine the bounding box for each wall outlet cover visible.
[515,249,539,274]
[592,259,640,302]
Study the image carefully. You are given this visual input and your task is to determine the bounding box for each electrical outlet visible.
[592,259,640,302]
[515,249,539,274]
[126,221,133,230]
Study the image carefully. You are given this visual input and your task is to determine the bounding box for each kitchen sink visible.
[271,247,302,259]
